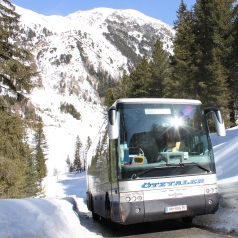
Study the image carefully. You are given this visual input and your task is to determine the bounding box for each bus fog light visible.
[135,207,140,213]
[120,192,144,203]
[208,199,213,205]
[206,189,210,193]
[125,197,131,202]
[137,196,142,201]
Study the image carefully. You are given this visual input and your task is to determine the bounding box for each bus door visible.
[108,138,121,222]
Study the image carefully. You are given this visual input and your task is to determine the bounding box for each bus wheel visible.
[86,193,91,211]
[91,198,100,221]
[104,196,122,230]
[182,216,193,226]
[105,195,111,220]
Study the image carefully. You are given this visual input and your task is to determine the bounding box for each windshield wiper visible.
[178,162,211,173]
[131,164,182,179]
[131,162,211,179]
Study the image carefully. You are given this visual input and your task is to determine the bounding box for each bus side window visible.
[109,139,118,183]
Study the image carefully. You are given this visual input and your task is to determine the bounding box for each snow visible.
[192,127,238,234]
[0,172,102,238]
[14,3,175,84]
[9,4,176,182]
[7,3,176,183]
[29,87,106,177]
[1,127,238,237]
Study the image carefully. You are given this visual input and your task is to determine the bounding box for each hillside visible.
[13,5,175,175]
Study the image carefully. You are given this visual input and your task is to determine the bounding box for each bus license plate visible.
[165,205,187,213]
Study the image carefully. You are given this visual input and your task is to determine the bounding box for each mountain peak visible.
[12,4,175,175]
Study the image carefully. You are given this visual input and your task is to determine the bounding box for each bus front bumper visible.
[119,193,219,225]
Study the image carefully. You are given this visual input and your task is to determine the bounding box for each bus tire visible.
[86,192,91,211]
[182,216,193,226]
[104,195,123,230]
[105,194,111,220]
[91,197,100,221]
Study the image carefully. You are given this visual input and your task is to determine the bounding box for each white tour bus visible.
[86,98,226,225]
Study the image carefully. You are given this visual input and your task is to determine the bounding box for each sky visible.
[1,127,238,237]
[10,0,196,26]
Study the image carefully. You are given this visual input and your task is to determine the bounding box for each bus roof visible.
[111,98,202,108]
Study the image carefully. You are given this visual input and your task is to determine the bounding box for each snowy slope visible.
[11,4,175,176]
[29,87,106,176]
[15,4,175,79]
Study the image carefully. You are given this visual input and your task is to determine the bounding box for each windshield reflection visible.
[117,103,214,179]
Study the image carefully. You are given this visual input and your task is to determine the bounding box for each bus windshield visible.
[117,103,215,180]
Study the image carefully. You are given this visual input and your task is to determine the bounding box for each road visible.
[78,211,237,238]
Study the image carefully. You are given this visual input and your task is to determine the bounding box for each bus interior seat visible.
[129,132,158,163]
[172,141,189,152]
[164,141,176,151]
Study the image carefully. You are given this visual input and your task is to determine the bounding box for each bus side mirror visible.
[108,107,118,139]
[204,107,226,136]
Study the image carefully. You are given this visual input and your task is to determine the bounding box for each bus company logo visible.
[168,192,183,197]
[141,179,204,188]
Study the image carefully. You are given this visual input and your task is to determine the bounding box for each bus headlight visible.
[120,192,144,203]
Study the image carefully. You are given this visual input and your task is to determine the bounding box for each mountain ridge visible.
[12,4,175,176]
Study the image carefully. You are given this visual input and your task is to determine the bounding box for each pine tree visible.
[0,0,36,99]
[149,39,170,97]
[32,116,48,189]
[23,141,39,196]
[104,70,132,107]
[167,0,196,99]
[73,135,82,172]
[169,0,234,127]
[53,167,60,181]
[192,0,234,126]
[115,70,133,99]
[130,56,152,98]
[0,107,36,198]
[85,136,92,151]
[228,3,238,124]
[0,0,38,198]
[173,0,189,30]
[66,155,71,172]
[104,88,115,108]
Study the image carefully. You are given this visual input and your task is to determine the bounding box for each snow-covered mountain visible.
[13,5,175,176]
